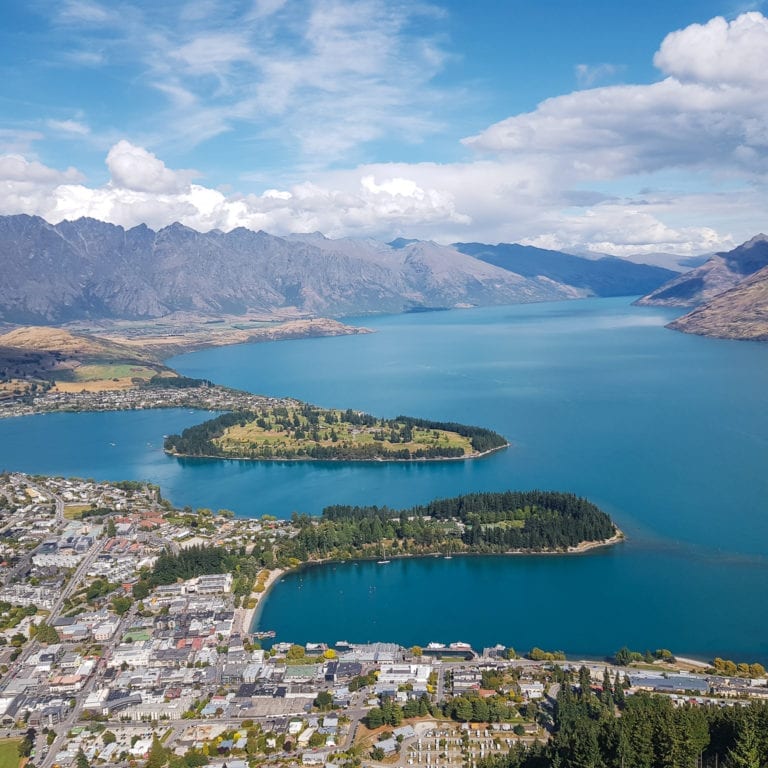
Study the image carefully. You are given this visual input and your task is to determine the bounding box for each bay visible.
[1,297,767,659]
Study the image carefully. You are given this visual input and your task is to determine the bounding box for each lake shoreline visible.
[3,299,767,659]
[236,567,286,637]
[248,530,625,634]
[164,441,510,464]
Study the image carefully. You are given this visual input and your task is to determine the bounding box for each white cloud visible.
[248,0,288,19]
[0,156,84,219]
[58,0,115,24]
[0,130,44,155]
[575,63,621,88]
[105,140,197,193]
[0,141,736,256]
[169,33,254,76]
[63,50,105,66]
[47,119,90,136]
[463,77,768,178]
[95,0,454,159]
[522,206,728,257]
[0,155,82,185]
[653,12,768,86]
[465,12,768,184]
[150,82,198,110]
[179,1,223,21]
[6,11,768,255]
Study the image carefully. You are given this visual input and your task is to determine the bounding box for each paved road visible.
[435,662,446,701]
[47,537,103,620]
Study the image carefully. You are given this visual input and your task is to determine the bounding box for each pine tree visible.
[578,666,592,698]
[602,668,613,707]
[727,715,762,768]
[613,671,626,708]
[145,735,168,768]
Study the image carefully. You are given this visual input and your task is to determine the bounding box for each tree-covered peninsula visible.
[285,491,620,559]
[164,404,508,461]
[142,492,619,595]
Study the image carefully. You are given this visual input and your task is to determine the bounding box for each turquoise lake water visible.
[1,297,767,660]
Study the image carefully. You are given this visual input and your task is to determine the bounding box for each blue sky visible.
[1,0,767,255]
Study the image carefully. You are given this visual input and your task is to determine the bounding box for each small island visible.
[164,405,509,461]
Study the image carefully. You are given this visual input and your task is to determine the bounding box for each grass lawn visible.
[71,363,158,381]
[0,739,21,768]
[63,504,93,520]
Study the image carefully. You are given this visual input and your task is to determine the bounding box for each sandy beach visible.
[234,567,286,636]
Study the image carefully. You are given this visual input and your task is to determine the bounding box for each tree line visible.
[164,411,253,456]
[299,491,617,558]
[365,692,525,729]
[393,415,508,453]
[477,666,768,768]
[144,492,616,593]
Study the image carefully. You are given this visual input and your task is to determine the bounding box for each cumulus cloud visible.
[0,140,736,257]
[105,140,196,193]
[0,155,82,185]
[465,12,768,183]
[653,12,768,86]
[6,11,768,255]
[464,77,768,178]
[522,207,728,257]
[0,156,84,219]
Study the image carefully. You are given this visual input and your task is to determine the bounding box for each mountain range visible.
[453,241,675,297]
[0,215,676,325]
[635,234,768,341]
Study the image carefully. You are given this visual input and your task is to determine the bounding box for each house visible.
[209,761,248,768]
[321,715,338,729]
[92,619,120,643]
[288,720,304,735]
[130,737,153,758]
[519,682,545,700]
[377,738,398,755]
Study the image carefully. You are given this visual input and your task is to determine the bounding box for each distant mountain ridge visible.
[454,242,677,297]
[635,235,768,307]
[0,214,675,324]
